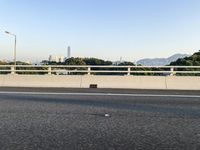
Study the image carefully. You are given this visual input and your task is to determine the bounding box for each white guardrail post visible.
[11,66,15,74]
[48,66,52,75]
[170,67,175,76]
[127,67,131,75]
[87,67,91,75]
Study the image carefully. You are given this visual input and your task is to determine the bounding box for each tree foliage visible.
[118,61,135,66]
[170,51,200,66]
[63,57,112,66]
[169,51,200,76]
[64,57,86,65]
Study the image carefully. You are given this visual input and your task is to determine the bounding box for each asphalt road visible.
[0,87,200,150]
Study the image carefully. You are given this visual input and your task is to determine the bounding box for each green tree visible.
[64,57,86,65]
[169,51,200,76]
[118,61,135,66]
[83,58,112,65]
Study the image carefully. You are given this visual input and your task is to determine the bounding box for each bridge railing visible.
[0,65,200,76]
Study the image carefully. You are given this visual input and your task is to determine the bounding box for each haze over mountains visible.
[137,54,190,66]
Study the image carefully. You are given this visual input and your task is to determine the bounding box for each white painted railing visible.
[0,65,200,76]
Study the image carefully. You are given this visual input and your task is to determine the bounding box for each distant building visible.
[49,55,65,63]
[40,60,49,65]
[24,60,32,64]
[48,46,72,63]
[49,55,53,62]
[113,57,124,65]
[1,59,9,63]
[112,61,124,65]
[67,46,71,59]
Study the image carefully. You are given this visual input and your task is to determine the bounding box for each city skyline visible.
[1,0,200,62]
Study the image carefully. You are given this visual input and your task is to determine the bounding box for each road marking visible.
[0,91,200,98]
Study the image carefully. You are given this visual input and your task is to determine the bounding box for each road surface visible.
[0,87,200,150]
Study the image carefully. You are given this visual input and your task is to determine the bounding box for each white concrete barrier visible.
[0,75,200,90]
[81,75,167,89]
[0,75,82,88]
[166,76,200,90]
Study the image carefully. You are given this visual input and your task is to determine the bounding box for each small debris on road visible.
[105,113,110,117]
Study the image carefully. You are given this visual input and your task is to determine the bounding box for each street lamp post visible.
[5,31,17,73]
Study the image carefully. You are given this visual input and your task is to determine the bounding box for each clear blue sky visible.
[1,0,200,62]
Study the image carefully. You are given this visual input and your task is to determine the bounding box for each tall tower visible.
[49,55,53,62]
[67,46,71,59]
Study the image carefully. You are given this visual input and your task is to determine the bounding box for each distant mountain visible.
[137,54,190,66]
[170,51,200,66]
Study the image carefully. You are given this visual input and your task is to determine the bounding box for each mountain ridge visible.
[137,53,190,66]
